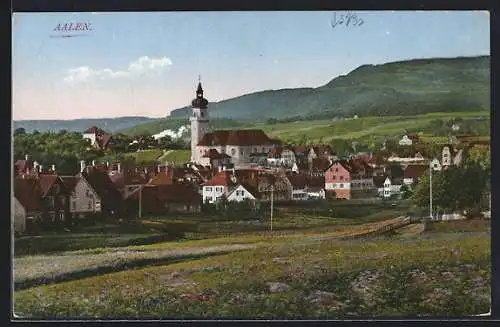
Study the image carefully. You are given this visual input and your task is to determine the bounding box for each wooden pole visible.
[138,185,142,219]
[270,184,274,231]
[429,165,433,220]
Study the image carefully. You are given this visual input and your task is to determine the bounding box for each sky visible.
[12,11,490,120]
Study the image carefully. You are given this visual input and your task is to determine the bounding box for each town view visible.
[12,11,490,319]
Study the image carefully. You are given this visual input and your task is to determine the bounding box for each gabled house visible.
[202,170,238,204]
[257,171,293,202]
[308,145,336,169]
[430,158,442,171]
[403,164,428,185]
[37,174,71,223]
[324,160,376,200]
[292,146,310,170]
[286,172,326,201]
[124,184,202,215]
[267,147,296,168]
[199,149,232,169]
[14,176,44,230]
[83,126,112,150]
[79,164,123,216]
[441,145,453,167]
[226,184,258,203]
[61,175,102,220]
[398,133,421,146]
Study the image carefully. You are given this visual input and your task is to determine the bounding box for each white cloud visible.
[63,56,173,83]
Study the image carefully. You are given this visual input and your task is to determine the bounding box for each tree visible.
[14,128,26,136]
[400,184,413,200]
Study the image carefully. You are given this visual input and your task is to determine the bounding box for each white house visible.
[430,158,442,171]
[441,145,452,166]
[202,170,238,204]
[13,197,26,235]
[267,147,297,167]
[398,135,413,146]
[307,188,326,200]
[387,152,425,164]
[226,184,257,203]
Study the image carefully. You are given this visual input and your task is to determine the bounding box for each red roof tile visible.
[311,157,331,171]
[84,126,106,134]
[204,171,238,187]
[14,177,43,212]
[60,176,80,193]
[198,129,274,146]
[403,164,428,179]
[202,148,232,159]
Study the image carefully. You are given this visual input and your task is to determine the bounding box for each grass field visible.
[252,111,490,143]
[159,150,191,164]
[13,224,490,318]
[124,149,163,163]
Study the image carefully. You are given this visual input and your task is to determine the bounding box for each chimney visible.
[80,160,86,173]
[157,165,161,173]
[51,164,56,172]
[25,154,30,161]
[39,165,43,173]
[218,166,223,173]
[106,161,110,168]
[117,162,121,172]
[92,160,96,166]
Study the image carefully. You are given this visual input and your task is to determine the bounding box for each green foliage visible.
[413,164,489,215]
[399,184,413,200]
[13,131,102,175]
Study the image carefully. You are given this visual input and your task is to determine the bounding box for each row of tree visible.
[412,149,490,218]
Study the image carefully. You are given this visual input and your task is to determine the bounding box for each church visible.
[190,81,278,168]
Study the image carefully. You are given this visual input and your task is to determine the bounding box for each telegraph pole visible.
[270,184,274,231]
[429,163,433,220]
[138,185,143,219]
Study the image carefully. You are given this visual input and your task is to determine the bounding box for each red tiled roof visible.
[38,174,60,197]
[287,173,307,189]
[81,168,122,205]
[198,129,274,146]
[293,146,309,155]
[14,177,43,212]
[311,145,334,156]
[204,171,238,187]
[268,147,284,158]
[403,164,428,179]
[202,148,232,159]
[60,176,80,193]
[97,134,112,149]
[84,126,106,134]
[311,157,331,171]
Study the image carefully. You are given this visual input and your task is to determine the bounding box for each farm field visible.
[13,215,490,318]
[159,150,191,164]
[124,149,163,163]
[253,111,490,143]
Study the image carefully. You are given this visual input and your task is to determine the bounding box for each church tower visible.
[190,79,210,163]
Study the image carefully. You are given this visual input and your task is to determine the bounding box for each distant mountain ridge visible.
[13,116,158,134]
[13,55,490,134]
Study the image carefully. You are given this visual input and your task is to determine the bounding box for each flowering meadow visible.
[13,220,490,318]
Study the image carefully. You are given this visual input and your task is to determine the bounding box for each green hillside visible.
[168,55,490,121]
[119,118,246,136]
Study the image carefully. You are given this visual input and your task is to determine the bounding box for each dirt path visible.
[157,150,173,162]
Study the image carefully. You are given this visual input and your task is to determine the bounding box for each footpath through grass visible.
[14,229,490,318]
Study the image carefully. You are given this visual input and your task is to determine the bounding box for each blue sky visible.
[12,11,490,120]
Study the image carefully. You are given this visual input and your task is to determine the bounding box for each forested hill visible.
[168,55,490,120]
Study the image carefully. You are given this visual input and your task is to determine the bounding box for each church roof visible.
[197,129,274,147]
[191,82,208,109]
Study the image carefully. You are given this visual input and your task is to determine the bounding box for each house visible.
[403,164,428,185]
[82,126,112,150]
[308,145,336,166]
[124,184,202,215]
[79,163,123,216]
[190,82,276,166]
[324,160,376,200]
[310,157,331,177]
[287,172,326,201]
[226,184,258,203]
[256,171,293,202]
[292,146,310,170]
[13,176,43,230]
[398,133,421,146]
[202,170,238,204]
[441,145,453,167]
[267,147,296,167]
[60,175,102,220]
[199,149,232,169]
[387,151,425,164]
[430,158,442,171]
[13,197,26,235]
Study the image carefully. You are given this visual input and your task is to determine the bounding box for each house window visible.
[240,150,244,155]
[340,176,344,181]
[231,148,236,155]
[88,201,92,209]
[332,175,336,180]
[72,202,76,211]
[340,184,344,188]
[253,148,257,153]
[206,187,212,192]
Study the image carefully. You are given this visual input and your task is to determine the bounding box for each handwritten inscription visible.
[53,22,93,32]
[331,12,364,28]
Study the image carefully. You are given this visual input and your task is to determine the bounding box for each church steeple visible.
[192,76,208,109]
